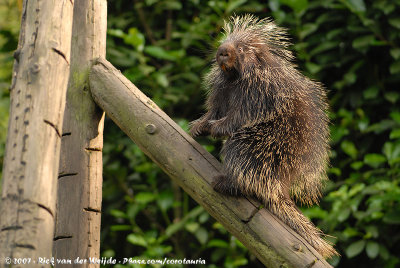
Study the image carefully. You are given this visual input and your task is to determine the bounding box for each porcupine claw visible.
[189,119,211,137]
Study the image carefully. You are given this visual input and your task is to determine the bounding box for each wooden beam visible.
[0,0,74,266]
[89,57,333,268]
[52,0,107,266]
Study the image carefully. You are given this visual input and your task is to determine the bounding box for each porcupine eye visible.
[236,46,245,62]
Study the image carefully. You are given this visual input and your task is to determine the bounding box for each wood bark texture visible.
[52,0,107,267]
[0,0,74,266]
[89,58,333,268]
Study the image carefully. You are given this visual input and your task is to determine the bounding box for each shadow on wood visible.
[88,57,333,268]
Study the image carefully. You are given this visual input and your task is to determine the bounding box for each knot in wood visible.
[145,123,157,134]
[31,63,40,73]
[292,243,303,252]
[13,49,21,62]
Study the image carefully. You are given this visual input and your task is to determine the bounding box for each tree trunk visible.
[52,0,107,267]
[89,57,333,268]
[0,0,73,266]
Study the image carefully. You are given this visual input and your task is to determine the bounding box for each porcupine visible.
[189,15,338,258]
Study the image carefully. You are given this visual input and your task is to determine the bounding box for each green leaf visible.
[383,211,400,224]
[157,190,174,212]
[127,234,147,247]
[363,86,379,99]
[350,161,363,170]
[309,41,340,56]
[110,225,132,231]
[110,209,127,219]
[352,35,374,49]
[384,92,400,103]
[349,183,365,197]
[165,221,185,238]
[207,239,229,248]
[379,245,390,260]
[232,257,248,266]
[226,0,247,14]
[165,206,204,237]
[305,61,321,74]
[364,154,386,168]
[390,48,400,60]
[364,226,379,239]
[346,240,366,258]
[330,125,350,143]
[299,23,318,39]
[343,227,359,238]
[389,61,400,74]
[367,119,397,134]
[341,140,358,159]
[135,192,155,204]
[154,72,169,88]
[346,0,366,12]
[198,212,209,223]
[390,111,400,123]
[328,167,341,176]
[185,222,199,233]
[338,207,351,222]
[366,241,380,259]
[374,1,395,14]
[281,0,308,13]
[145,0,158,5]
[124,27,145,51]
[389,18,400,29]
[390,129,400,139]
[163,0,182,10]
[108,28,125,38]
[144,46,184,61]
[383,141,400,165]
[194,227,208,245]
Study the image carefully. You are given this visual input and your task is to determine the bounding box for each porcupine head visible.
[189,15,338,258]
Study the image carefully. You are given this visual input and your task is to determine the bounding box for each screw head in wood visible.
[145,123,157,134]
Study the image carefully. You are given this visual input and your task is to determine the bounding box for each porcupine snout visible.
[216,42,237,72]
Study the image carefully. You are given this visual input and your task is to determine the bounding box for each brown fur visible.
[190,15,338,258]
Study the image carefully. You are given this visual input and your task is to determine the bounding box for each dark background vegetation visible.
[1,0,400,267]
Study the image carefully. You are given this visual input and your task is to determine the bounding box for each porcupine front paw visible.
[212,175,241,196]
[209,118,232,138]
[189,120,210,137]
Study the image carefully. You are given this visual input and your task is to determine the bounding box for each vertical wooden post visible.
[0,0,73,266]
[53,0,107,266]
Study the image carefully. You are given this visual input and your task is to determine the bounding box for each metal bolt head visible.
[145,123,157,134]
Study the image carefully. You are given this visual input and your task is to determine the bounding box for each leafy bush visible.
[104,0,400,267]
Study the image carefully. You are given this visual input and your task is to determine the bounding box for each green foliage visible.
[104,0,400,267]
[1,0,399,267]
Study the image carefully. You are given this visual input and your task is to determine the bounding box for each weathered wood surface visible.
[89,57,333,268]
[52,0,107,267]
[0,0,74,266]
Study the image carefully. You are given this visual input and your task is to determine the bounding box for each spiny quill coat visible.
[190,15,338,258]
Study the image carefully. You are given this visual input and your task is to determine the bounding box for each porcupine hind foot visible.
[212,174,242,196]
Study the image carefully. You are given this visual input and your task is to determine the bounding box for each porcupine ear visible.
[223,14,294,63]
